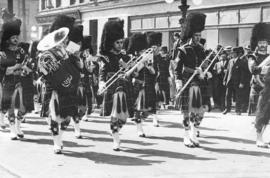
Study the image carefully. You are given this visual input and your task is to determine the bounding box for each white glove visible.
[206,72,212,79]
[98,81,106,94]
[261,66,270,75]
[195,67,205,79]
[175,79,183,92]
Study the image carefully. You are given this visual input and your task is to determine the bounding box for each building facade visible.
[0,0,39,43]
[36,0,270,53]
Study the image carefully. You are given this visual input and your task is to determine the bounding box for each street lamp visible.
[165,0,190,26]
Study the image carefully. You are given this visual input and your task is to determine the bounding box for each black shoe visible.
[139,133,146,138]
[54,149,62,154]
[75,135,82,139]
[113,148,121,151]
[17,134,24,138]
[11,136,18,140]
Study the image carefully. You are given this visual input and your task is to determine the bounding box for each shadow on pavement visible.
[84,136,156,146]
[123,148,216,161]
[204,135,255,144]
[202,146,270,157]
[24,119,47,125]
[21,138,92,148]
[146,136,217,144]
[63,151,164,166]
[24,130,51,136]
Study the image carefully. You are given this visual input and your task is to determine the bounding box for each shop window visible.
[56,0,61,7]
[219,28,238,47]
[239,28,252,47]
[205,12,218,26]
[240,8,260,24]
[131,19,141,30]
[70,0,76,5]
[142,18,154,29]
[219,10,238,25]
[263,7,270,22]
[79,0,84,3]
[41,0,46,10]
[169,15,181,28]
[156,17,168,29]
[202,29,218,49]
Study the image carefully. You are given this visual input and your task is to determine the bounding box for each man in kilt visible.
[247,23,270,116]
[37,15,81,154]
[126,32,151,137]
[0,18,30,140]
[247,23,270,147]
[175,12,208,147]
[98,19,134,151]
[145,32,162,127]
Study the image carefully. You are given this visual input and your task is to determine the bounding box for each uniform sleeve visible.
[248,57,261,75]
[174,48,185,80]
[99,57,107,82]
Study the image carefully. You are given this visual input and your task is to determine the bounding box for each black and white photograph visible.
[0,0,270,177]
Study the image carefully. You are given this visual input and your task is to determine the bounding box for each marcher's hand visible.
[175,79,183,92]
[261,66,270,75]
[239,83,244,88]
[206,72,212,79]
[98,81,106,95]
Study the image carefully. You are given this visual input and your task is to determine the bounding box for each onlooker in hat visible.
[223,47,245,115]
[213,50,229,111]
[171,32,181,61]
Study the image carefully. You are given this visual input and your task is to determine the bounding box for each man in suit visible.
[223,47,245,115]
[213,50,229,111]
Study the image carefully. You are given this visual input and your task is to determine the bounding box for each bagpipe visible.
[97,48,154,95]
[175,47,223,101]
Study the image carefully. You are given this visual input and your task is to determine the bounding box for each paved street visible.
[0,110,270,178]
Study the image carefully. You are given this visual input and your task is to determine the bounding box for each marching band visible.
[0,11,270,154]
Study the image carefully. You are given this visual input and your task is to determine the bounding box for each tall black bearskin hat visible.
[49,15,75,33]
[181,12,206,42]
[122,37,130,52]
[127,33,147,55]
[1,18,21,43]
[81,35,93,54]
[146,31,162,47]
[250,23,270,51]
[99,19,124,55]
[69,25,84,43]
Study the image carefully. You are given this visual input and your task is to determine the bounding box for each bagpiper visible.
[175,12,208,147]
[98,19,134,151]
[37,15,81,154]
[247,23,270,147]
[0,18,30,140]
[248,23,270,115]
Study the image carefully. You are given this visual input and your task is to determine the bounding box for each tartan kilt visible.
[157,76,170,104]
[21,75,35,113]
[133,72,157,113]
[2,77,23,112]
[179,76,209,113]
[41,82,78,119]
[101,77,134,118]
[77,76,93,113]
